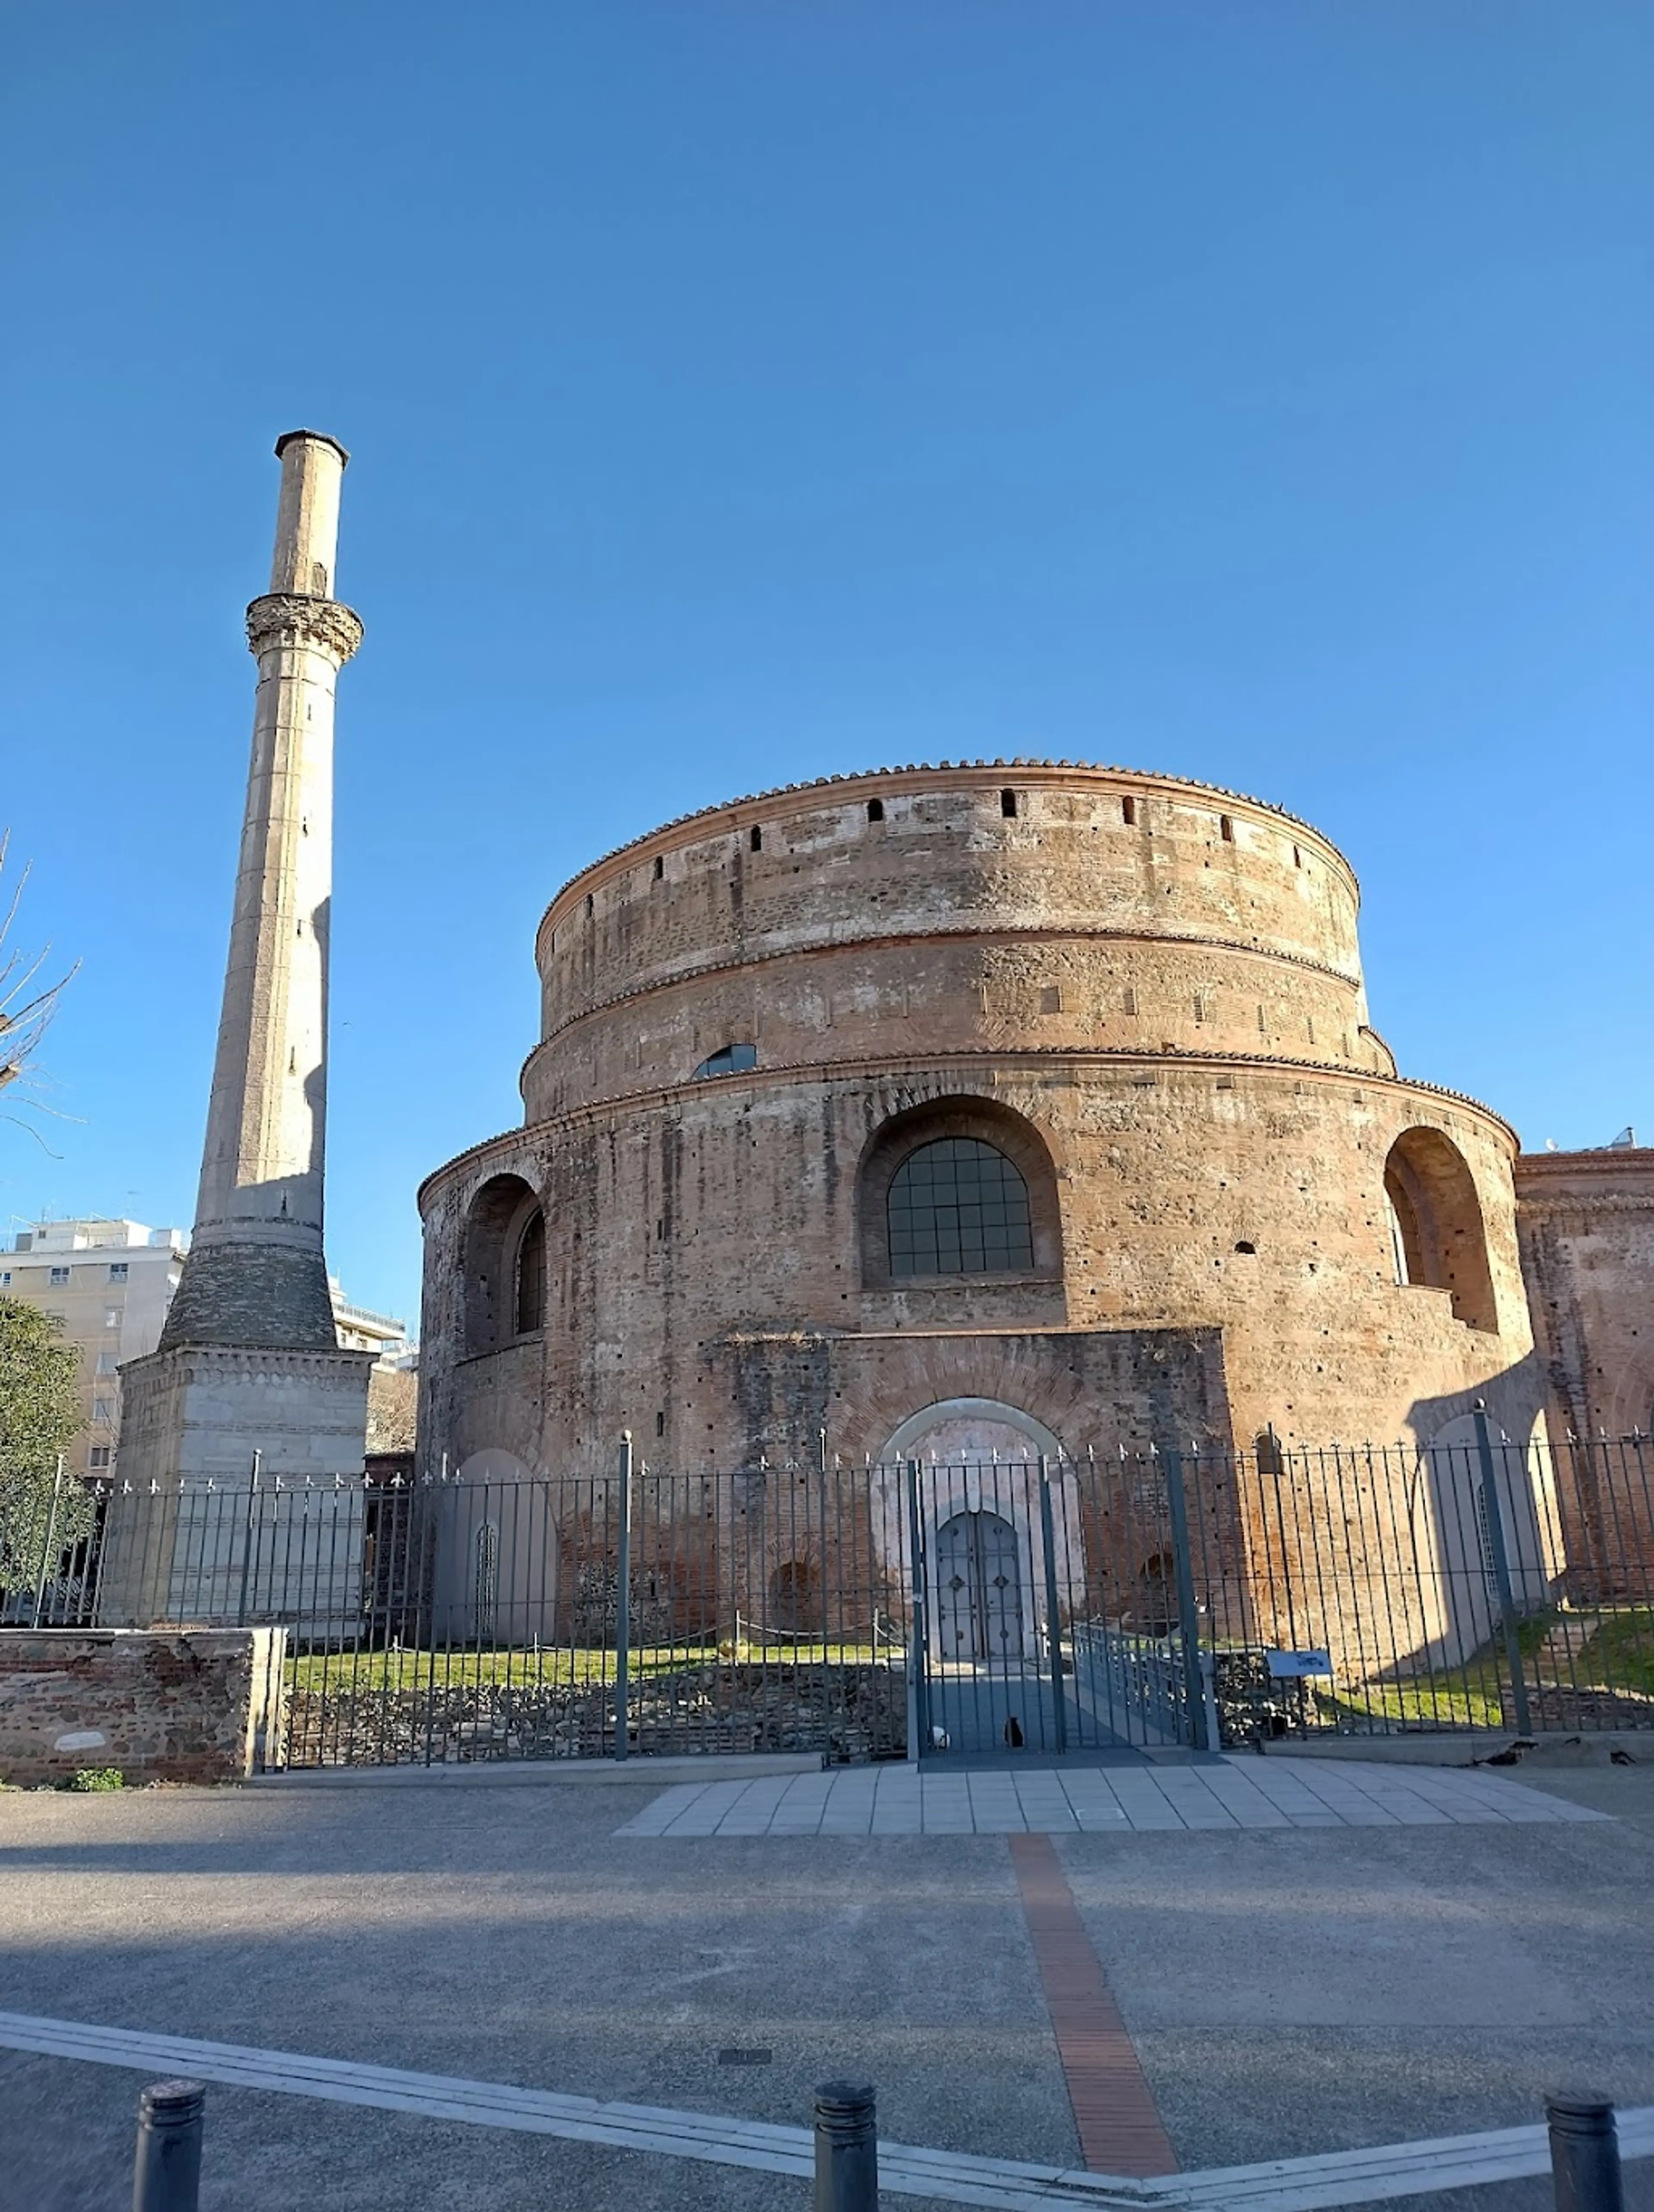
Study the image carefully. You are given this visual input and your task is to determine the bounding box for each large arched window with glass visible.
[857,1097,1063,1288]
[887,1137,1034,1277]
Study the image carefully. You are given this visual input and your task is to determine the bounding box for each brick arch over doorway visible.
[877,1396,1065,1466]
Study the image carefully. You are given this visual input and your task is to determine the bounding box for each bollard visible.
[132,2078,205,2212]
[1547,2095,1623,2212]
[814,2080,877,2212]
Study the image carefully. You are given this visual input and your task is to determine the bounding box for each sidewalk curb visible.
[245,1750,827,1789]
[1251,1730,1646,1768]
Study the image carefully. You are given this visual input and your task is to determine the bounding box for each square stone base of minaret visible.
[99,1344,375,1630]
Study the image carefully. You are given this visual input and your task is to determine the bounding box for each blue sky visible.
[4,2,1650,1334]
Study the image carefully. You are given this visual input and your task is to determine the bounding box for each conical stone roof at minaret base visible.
[159,1240,339,1352]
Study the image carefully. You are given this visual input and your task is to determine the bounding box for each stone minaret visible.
[109,436,375,1595]
[161,431,363,1351]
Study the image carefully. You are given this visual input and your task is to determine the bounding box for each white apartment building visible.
[2,1218,409,1478]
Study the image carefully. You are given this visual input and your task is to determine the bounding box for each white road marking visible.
[0,2011,1646,2212]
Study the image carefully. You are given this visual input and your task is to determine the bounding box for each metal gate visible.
[904,1453,1206,1760]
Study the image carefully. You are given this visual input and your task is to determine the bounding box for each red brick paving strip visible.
[1008,1832,1178,2177]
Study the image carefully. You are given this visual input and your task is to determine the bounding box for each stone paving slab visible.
[613,1755,1614,1838]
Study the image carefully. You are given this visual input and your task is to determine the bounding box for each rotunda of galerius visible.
[418,759,1537,1483]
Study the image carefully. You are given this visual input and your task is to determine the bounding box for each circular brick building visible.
[417,760,1537,1481]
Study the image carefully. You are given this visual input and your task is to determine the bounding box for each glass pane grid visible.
[887,1138,1034,1280]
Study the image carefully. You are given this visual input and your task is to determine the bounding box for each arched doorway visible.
[1418,1413,1553,1669]
[869,1400,1077,1670]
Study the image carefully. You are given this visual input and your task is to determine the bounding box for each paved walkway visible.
[615,1755,1611,1838]
[2,1765,1647,2212]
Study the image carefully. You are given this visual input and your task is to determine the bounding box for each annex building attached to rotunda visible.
[417,758,1595,1482]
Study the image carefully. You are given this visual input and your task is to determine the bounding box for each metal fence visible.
[12,1413,1654,1768]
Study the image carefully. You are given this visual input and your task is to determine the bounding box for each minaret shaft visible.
[162,432,362,1351]
[194,598,339,1245]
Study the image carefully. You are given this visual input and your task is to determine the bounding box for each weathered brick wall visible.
[0,1628,285,1785]
[1515,1148,1654,1583]
[1517,1148,1654,1439]
[525,767,1378,1117]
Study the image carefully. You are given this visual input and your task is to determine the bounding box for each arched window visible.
[1382,1128,1497,1331]
[473,1522,500,1644]
[463,1173,545,1354]
[857,1099,1062,1287]
[513,1210,546,1336]
[692,1043,757,1081]
[888,1138,1033,1277]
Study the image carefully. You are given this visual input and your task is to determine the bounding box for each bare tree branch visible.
[0,833,75,1109]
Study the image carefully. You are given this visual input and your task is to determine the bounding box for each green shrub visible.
[63,1767,124,1791]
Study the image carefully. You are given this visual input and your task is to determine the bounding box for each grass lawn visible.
[1585,1607,1654,1698]
[1315,1605,1654,1731]
[286,1640,894,1693]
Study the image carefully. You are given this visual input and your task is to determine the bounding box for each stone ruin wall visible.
[0,1628,285,1785]
[1516,1147,1654,1586]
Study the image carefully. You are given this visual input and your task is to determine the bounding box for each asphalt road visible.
[0,1758,1649,2211]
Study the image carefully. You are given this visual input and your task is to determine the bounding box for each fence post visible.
[235,1450,261,1625]
[614,1432,633,1763]
[31,1456,65,1627]
[1472,1403,1533,1737]
[132,2078,205,2212]
[1547,2096,1622,2212]
[1037,1457,1068,1754]
[1163,1448,1209,1751]
[813,2080,877,2212]
[905,1460,927,1763]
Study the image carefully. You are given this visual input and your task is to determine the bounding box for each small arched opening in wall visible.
[765,1558,824,1636]
[463,1173,547,1354]
[1383,1128,1498,1332]
[432,1450,557,1647]
[1135,1552,1177,1634]
[856,1096,1064,1288]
